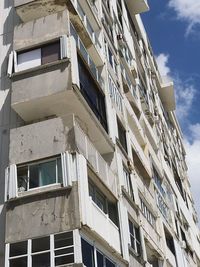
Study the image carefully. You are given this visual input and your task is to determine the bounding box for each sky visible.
[141,0,200,222]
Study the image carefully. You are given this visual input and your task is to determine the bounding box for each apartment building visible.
[0,0,200,266]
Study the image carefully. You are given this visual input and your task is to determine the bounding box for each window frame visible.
[17,156,62,192]
[128,219,141,256]
[6,231,74,267]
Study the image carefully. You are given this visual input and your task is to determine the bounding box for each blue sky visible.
[141,1,200,222]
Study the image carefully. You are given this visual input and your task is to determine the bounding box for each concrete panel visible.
[6,182,81,243]
[11,61,72,120]
[14,9,69,50]
[9,116,76,165]
[129,253,143,267]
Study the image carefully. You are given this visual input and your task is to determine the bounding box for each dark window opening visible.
[117,118,127,152]
[164,228,176,256]
[78,55,107,131]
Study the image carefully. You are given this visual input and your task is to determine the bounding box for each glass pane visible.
[10,241,27,257]
[29,160,57,189]
[29,164,40,189]
[10,257,27,267]
[41,42,60,65]
[17,166,28,192]
[96,190,107,213]
[105,258,115,267]
[32,236,50,253]
[55,247,73,256]
[32,252,50,267]
[97,251,104,267]
[81,238,95,267]
[55,254,74,266]
[57,158,62,183]
[39,160,56,186]
[54,232,73,249]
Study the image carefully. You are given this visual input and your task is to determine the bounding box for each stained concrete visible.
[6,182,81,243]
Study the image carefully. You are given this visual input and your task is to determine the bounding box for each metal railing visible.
[70,23,104,89]
[74,122,117,196]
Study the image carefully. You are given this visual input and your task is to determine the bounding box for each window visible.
[108,75,123,113]
[123,166,134,201]
[117,118,127,152]
[7,231,74,267]
[129,220,141,255]
[81,238,116,267]
[88,180,118,225]
[17,41,60,72]
[164,228,175,255]
[17,157,62,192]
[78,55,108,132]
[140,198,156,227]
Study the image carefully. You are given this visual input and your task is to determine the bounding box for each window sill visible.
[11,58,70,78]
[8,183,72,202]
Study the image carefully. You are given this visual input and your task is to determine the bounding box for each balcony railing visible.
[108,75,123,114]
[70,23,104,89]
[74,122,117,197]
[74,0,101,52]
[121,64,137,99]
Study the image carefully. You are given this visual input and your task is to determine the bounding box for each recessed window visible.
[7,231,74,267]
[78,55,108,132]
[17,41,60,72]
[117,118,127,152]
[81,238,116,267]
[88,179,118,225]
[129,219,141,255]
[123,166,134,201]
[17,157,62,192]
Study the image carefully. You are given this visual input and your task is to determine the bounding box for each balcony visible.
[158,76,176,112]
[14,0,68,22]
[9,116,117,195]
[10,22,113,154]
[68,0,103,66]
[88,200,121,253]
[125,0,149,15]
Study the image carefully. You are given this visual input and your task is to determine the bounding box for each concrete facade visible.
[1,0,200,267]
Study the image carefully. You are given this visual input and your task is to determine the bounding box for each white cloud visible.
[155,54,170,77]
[156,53,196,122]
[168,0,200,34]
[184,129,200,221]
[174,76,196,122]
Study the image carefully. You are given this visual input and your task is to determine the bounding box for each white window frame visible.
[5,231,75,267]
[128,219,141,255]
[7,36,69,76]
[17,156,62,192]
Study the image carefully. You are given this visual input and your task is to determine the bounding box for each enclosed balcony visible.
[9,115,117,197]
[10,22,113,154]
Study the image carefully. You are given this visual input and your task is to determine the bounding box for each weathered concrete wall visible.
[6,182,81,243]
[12,61,72,105]
[9,116,76,164]
[14,9,70,50]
